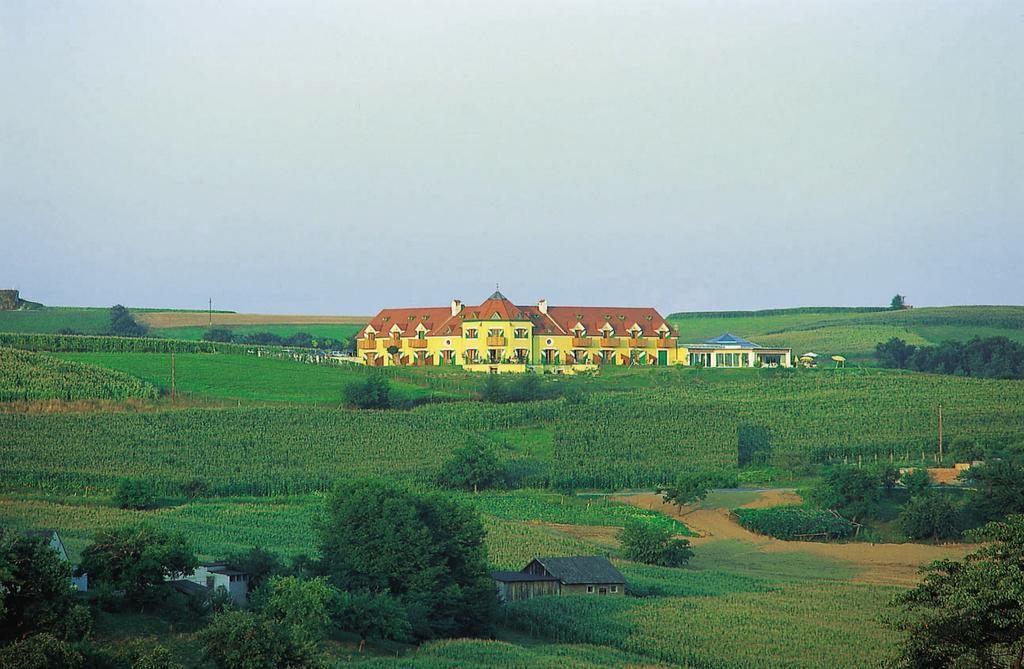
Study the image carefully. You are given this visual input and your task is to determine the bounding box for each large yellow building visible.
[355,290,681,372]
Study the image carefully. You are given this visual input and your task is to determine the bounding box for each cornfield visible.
[0,346,158,401]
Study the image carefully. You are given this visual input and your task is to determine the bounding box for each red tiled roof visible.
[545,306,672,337]
[361,294,673,339]
[363,307,458,337]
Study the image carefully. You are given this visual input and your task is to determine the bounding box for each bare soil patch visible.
[531,521,622,547]
[138,312,371,328]
[613,491,971,586]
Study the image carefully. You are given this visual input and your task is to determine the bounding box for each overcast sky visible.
[2,1,1021,314]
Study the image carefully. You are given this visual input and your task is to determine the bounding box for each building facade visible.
[355,290,681,372]
[683,333,793,368]
[492,556,627,602]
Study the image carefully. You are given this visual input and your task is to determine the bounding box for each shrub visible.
[0,633,83,669]
[734,506,856,541]
[335,589,412,642]
[899,493,961,541]
[252,575,339,642]
[109,305,147,337]
[618,522,693,567]
[808,466,878,524]
[480,374,559,403]
[901,468,932,496]
[437,438,503,491]
[199,610,323,669]
[115,479,157,510]
[343,374,391,409]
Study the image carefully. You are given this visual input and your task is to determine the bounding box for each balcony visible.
[357,339,377,350]
[656,338,676,349]
[628,338,648,348]
[599,337,620,348]
[408,339,428,349]
[572,337,593,347]
[486,336,507,346]
[382,338,401,349]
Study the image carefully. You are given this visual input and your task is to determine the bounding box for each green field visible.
[2,320,1018,667]
[3,365,1022,498]
[52,352,434,405]
[0,305,363,346]
[0,306,117,334]
[670,305,1024,364]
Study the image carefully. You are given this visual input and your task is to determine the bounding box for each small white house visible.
[180,563,253,605]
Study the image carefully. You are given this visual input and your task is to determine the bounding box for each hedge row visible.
[0,332,256,354]
[733,505,855,541]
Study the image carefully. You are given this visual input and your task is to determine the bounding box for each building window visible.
[611,585,618,593]
[586,585,595,594]
[417,331,426,340]
[465,329,478,339]
[514,328,529,339]
[488,328,504,338]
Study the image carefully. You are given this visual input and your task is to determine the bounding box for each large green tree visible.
[618,522,693,567]
[899,493,961,541]
[964,460,1024,522]
[0,533,79,640]
[252,575,338,642]
[79,525,196,607]
[318,478,498,640]
[109,305,147,337]
[437,438,503,491]
[808,466,879,526]
[890,515,1024,667]
[661,470,736,516]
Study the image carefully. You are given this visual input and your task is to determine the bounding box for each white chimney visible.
[537,298,548,315]
[451,299,463,316]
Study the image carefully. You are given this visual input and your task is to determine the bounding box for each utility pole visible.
[209,297,213,326]
[171,351,176,403]
[938,404,943,460]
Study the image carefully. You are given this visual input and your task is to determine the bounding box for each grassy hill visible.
[0,305,367,348]
[669,305,1024,364]
[52,352,436,406]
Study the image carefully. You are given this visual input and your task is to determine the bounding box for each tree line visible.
[202,328,350,351]
[876,336,1024,379]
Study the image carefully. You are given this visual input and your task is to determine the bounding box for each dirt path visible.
[613,491,971,586]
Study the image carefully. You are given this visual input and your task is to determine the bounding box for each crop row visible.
[504,580,898,668]
[0,346,159,402]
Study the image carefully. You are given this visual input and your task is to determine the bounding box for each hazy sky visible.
[2,1,1021,314]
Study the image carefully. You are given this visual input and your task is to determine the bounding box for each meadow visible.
[52,352,436,405]
[669,305,1024,364]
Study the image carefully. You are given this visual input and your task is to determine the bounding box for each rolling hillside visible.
[669,305,1024,364]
